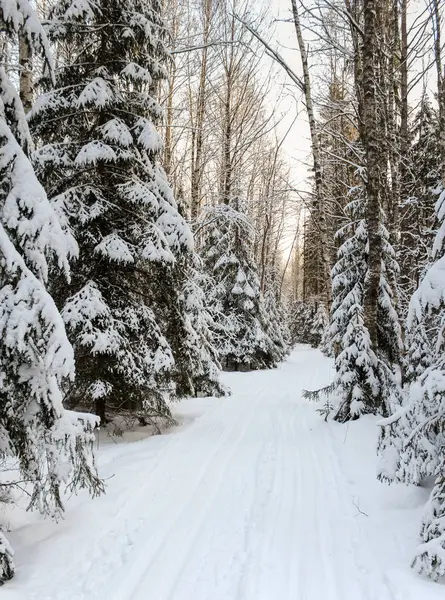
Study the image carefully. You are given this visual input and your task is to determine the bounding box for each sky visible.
[261,0,312,192]
[253,0,312,257]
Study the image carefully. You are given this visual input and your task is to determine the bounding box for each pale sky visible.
[263,0,312,193]
[254,0,312,257]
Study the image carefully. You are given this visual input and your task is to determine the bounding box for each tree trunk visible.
[362,0,382,358]
[19,35,33,115]
[95,398,106,425]
[432,0,445,184]
[221,67,233,204]
[164,63,176,177]
[400,0,409,177]
[163,1,180,179]
[386,0,401,242]
[191,0,213,219]
[291,0,331,307]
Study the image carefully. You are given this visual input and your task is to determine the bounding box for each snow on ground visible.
[2,346,445,599]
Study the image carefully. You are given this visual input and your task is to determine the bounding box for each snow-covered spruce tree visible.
[399,97,440,312]
[307,185,402,422]
[309,301,331,354]
[289,300,315,345]
[404,312,436,385]
[263,272,290,361]
[289,299,331,354]
[198,201,279,371]
[177,258,228,397]
[378,186,445,579]
[29,0,211,421]
[377,187,443,490]
[0,0,102,582]
[313,190,380,419]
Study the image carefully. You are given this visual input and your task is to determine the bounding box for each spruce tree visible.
[176,258,228,397]
[263,272,290,361]
[198,201,278,371]
[314,185,402,422]
[399,97,440,310]
[404,312,436,385]
[379,186,445,579]
[30,0,213,422]
[0,0,102,582]
[309,301,330,352]
[289,300,314,345]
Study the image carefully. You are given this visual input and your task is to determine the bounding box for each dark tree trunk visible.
[362,0,382,375]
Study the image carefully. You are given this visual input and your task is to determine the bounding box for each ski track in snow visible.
[4,346,445,600]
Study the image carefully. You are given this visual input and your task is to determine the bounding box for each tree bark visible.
[291,0,331,307]
[163,0,181,180]
[432,0,445,185]
[220,12,235,206]
[362,0,382,356]
[191,0,213,219]
[19,35,33,114]
[386,0,401,242]
[400,0,408,174]
[164,63,176,177]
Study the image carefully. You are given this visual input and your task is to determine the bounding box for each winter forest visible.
[1,0,445,596]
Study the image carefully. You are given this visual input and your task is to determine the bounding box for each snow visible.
[0,68,32,151]
[134,117,163,152]
[409,256,445,325]
[2,347,445,599]
[95,233,134,264]
[121,63,153,85]
[0,0,54,75]
[0,118,76,281]
[74,141,117,166]
[99,119,133,147]
[76,78,114,108]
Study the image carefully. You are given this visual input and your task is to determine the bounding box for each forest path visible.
[6,347,441,600]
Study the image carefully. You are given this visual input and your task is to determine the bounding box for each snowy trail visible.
[5,347,445,600]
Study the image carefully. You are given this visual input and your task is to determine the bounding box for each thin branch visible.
[232,14,305,92]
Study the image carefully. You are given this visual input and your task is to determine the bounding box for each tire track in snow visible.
[108,388,265,600]
[158,384,280,600]
[26,395,254,600]
[233,392,286,600]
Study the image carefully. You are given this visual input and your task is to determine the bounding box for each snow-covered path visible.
[4,348,445,599]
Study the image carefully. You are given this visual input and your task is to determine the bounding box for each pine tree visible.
[399,97,440,311]
[309,301,330,352]
[317,185,402,422]
[379,186,445,579]
[263,272,290,361]
[198,201,278,371]
[30,0,204,423]
[0,0,102,582]
[289,300,315,345]
[404,312,436,385]
[177,258,228,397]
